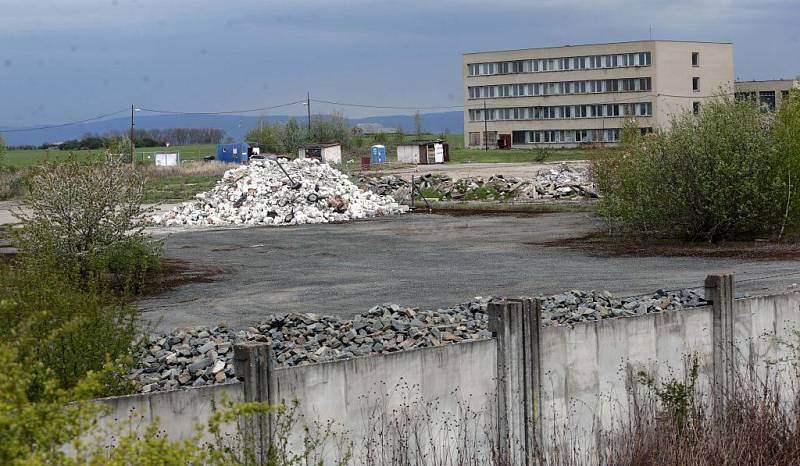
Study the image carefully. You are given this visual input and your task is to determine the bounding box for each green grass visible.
[449,147,607,164]
[142,175,220,203]
[3,144,217,167]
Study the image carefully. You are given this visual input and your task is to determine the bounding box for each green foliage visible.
[0,133,6,165]
[0,264,140,399]
[638,355,700,436]
[595,95,789,241]
[414,111,423,138]
[0,344,107,466]
[0,166,32,200]
[533,148,550,163]
[281,118,305,155]
[14,156,161,292]
[247,122,284,153]
[309,112,350,149]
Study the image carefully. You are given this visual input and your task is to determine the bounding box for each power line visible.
[0,108,129,133]
[138,100,307,116]
[311,98,464,110]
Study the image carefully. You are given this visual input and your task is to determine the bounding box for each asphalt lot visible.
[138,212,800,331]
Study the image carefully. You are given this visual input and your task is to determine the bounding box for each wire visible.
[139,99,307,115]
[311,98,464,110]
[0,108,129,133]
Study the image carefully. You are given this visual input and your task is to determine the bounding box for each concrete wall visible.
[91,288,800,463]
[271,339,498,462]
[94,382,244,444]
[538,292,800,455]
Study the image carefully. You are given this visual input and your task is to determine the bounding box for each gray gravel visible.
[133,288,708,393]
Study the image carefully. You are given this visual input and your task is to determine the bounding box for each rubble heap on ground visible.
[133,288,706,393]
[152,159,408,226]
[358,163,597,202]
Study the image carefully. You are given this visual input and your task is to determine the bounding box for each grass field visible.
[3,144,217,167]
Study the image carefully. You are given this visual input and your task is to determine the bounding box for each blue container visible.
[371,145,387,164]
[216,143,250,163]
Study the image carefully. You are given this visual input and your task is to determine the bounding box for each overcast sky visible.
[1,0,798,126]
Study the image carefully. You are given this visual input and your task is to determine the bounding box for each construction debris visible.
[133,288,706,393]
[152,159,408,227]
[358,163,597,202]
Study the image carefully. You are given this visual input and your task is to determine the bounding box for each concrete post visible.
[233,342,274,465]
[705,274,735,418]
[488,298,542,465]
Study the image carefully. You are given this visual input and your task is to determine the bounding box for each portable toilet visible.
[370,145,387,164]
[216,143,250,164]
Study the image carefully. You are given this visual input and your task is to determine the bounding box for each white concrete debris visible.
[152,159,408,227]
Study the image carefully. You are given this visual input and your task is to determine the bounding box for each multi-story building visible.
[735,79,799,112]
[463,40,735,148]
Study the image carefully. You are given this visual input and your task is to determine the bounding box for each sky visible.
[0,0,798,127]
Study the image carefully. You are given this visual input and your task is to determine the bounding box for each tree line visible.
[18,128,227,151]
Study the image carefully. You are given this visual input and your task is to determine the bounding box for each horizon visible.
[2,0,798,131]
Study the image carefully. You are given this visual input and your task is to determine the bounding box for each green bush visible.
[0,264,140,398]
[14,156,161,292]
[0,166,31,200]
[595,95,790,241]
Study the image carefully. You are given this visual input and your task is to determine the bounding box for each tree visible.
[0,134,5,165]
[246,121,282,153]
[280,118,305,155]
[392,126,406,146]
[14,156,160,287]
[414,111,423,139]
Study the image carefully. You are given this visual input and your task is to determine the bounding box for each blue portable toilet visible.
[370,144,387,164]
[216,143,250,164]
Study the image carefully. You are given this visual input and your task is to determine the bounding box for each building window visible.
[692,52,700,67]
[759,91,776,111]
[468,132,481,146]
[693,102,700,115]
[782,90,790,99]
[692,77,700,92]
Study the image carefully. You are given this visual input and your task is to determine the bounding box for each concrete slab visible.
[137,212,800,332]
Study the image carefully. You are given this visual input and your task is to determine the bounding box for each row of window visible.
[468,102,652,122]
[467,52,652,76]
[468,77,652,99]
[735,90,791,112]
[514,129,625,144]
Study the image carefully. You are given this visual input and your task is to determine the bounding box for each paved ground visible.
[354,161,588,181]
[138,212,800,331]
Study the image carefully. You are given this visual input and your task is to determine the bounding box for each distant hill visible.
[1,111,464,147]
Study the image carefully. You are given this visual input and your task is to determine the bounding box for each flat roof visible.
[463,39,732,56]
[735,79,798,84]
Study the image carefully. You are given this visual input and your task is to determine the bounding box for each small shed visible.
[155,152,180,167]
[216,143,250,164]
[396,140,449,165]
[298,143,342,164]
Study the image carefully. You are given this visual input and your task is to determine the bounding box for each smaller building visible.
[155,152,180,167]
[298,143,342,164]
[735,79,799,111]
[216,143,250,164]
[397,140,450,165]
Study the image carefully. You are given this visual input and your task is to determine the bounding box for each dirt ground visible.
[138,212,800,332]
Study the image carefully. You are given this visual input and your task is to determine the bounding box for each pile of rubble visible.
[133,288,706,393]
[358,163,597,202]
[152,159,407,227]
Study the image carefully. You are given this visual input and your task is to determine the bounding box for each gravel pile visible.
[152,159,407,227]
[359,163,597,202]
[133,288,706,393]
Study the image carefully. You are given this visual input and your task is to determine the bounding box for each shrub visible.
[0,264,140,398]
[595,95,789,241]
[14,156,160,292]
[0,166,31,200]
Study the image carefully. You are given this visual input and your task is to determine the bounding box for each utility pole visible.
[483,100,489,151]
[306,91,312,141]
[130,104,135,164]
